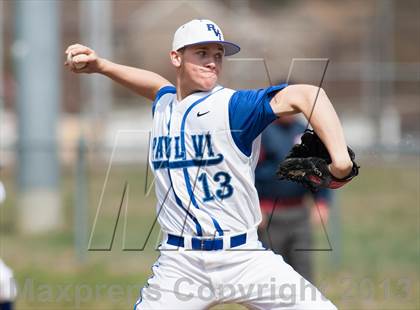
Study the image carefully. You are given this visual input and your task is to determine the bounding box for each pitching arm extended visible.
[65,44,172,101]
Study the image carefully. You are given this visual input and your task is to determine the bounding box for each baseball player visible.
[0,180,17,310]
[256,115,333,283]
[66,19,356,309]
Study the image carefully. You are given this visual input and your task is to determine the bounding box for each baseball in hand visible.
[67,52,88,70]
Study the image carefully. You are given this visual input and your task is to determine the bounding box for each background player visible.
[256,115,332,282]
[66,19,353,309]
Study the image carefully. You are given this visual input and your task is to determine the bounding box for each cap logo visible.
[206,24,222,40]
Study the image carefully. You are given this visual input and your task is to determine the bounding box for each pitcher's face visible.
[172,43,224,92]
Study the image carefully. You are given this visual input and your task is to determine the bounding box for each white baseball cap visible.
[172,19,240,56]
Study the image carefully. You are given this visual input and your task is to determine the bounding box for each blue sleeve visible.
[152,85,176,117]
[229,83,288,156]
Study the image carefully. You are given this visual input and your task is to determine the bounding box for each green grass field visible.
[1,156,419,309]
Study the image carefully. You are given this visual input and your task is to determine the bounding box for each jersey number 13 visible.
[198,171,233,202]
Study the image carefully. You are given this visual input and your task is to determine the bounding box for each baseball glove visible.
[276,129,359,191]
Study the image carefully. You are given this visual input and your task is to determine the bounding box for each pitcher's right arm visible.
[65,44,172,101]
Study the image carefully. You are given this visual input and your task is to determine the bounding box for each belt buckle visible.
[200,239,206,250]
[199,237,219,250]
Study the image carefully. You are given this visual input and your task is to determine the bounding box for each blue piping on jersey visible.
[167,169,203,236]
[152,85,176,117]
[179,87,225,236]
[211,216,224,237]
[166,98,203,236]
[167,96,173,132]
[152,154,224,170]
[179,89,223,157]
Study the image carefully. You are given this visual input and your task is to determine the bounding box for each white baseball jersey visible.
[149,84,287,237]
[136,83,337,310]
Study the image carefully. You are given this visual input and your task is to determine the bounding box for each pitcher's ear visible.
[170,50,182,68]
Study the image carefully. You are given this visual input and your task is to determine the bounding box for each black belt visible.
[167,233,247,251]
